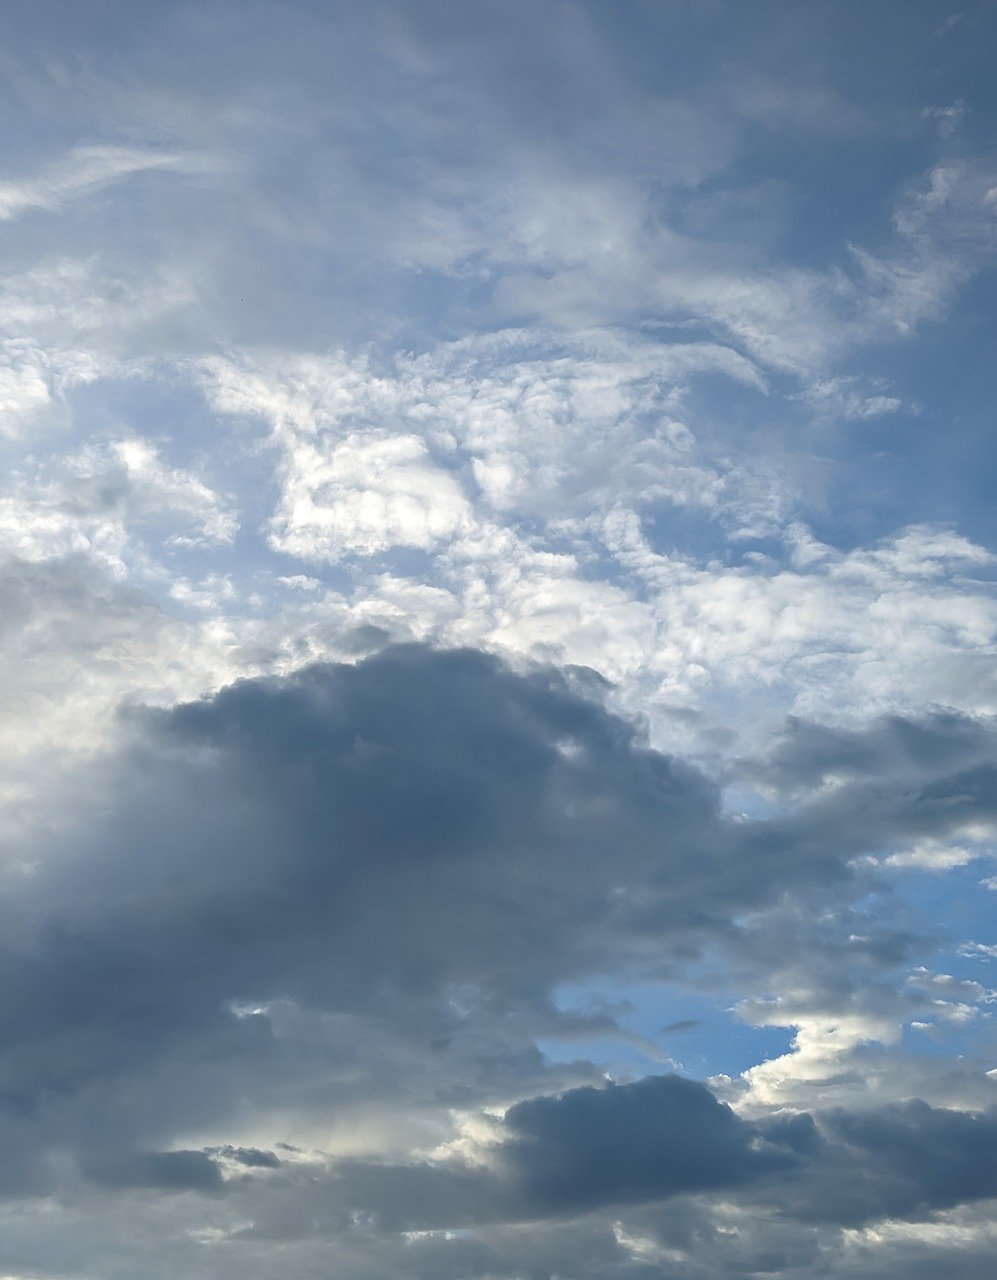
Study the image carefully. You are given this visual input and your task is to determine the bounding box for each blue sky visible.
[1,3,997,1278]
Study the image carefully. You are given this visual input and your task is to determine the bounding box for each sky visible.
[1,1,997,1276]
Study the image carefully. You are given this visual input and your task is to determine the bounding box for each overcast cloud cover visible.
[2,2,997,1276]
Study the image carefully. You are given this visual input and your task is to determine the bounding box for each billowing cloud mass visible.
[1,2,997,1277]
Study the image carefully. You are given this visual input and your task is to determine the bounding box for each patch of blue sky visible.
[890,862,997,970]
[829,319,997,550]
[640,503,739,565]
[900,1018,996,1065]
[537,977,795,1083]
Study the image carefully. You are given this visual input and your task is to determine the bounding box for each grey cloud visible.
[319,1078,997,1236]
[723,1099,997,1232]
[661,1018,701,1033]
[745,709,997,796]
[2,0,973,368]
[253,1074,810,1234]
[499,1073,805,1213]
[2,3,996,1278]
[738,708,997,881]
[0,640,837,1201]
[0,643,737,1187]
[83,1148,224,1193]
[820,1101,997,1217]
[0,641,994,1246]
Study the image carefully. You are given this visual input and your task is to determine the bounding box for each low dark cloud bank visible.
[1,643,728,1190]
[746,710,997,796]
[1,644,996,1236]
[312,1074,997,1233]
[499,1072,810,1213]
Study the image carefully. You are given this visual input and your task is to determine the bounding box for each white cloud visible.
[0,255,208,441]
[0,437,236,571]
[193,333,997,747]
[922,102,970,138]
[270,432,471,560]
[0,144,189,221]
[800,376,906,421]
[0,552,243,856]
[200,329,762,531]
[907,967,991,1003]
[959,942,997,960]
[885,839,980,870]
[109,438,238,547]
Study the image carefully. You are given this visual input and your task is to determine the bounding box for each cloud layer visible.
[2,2,997,1277]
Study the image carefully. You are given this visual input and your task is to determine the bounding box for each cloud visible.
[0,643,994,1215]
[498,1073,803,1214]
[0,145,187,221]
[0,642,860,1201]
[0,645,703,1194]
[815,1101,997,1221]
[199,329,761,534]
[0,436,237,568]
[229,1073,997,1239]
[83,1148,225,1193]
[194,334,997,749]
[270,431,472,560]
[0,257,202,442]
[922,102,970,138]
[742,708,997,797]
[0,5,995,1275]
[305,1073,809,1233]
[0,543,261,871]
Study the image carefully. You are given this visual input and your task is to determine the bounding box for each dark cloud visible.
[83,1148,224,1193]
[717,1098,997,1231]
[731,709,997,910]
[500,1073,805,1212]
[0,640,994,1274]
[746,710,997,797]
[311,1077,997,1235]
[254,1074,809,1233]
[0,643,739,1189]
[818,1100,997,1218]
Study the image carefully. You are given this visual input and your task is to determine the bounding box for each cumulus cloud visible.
[742,708,997,797]
[0,646,809,1199]
[0,645,730,1186]
[327,1081,997,1237]
[497,1073,805,1214]
[0,646,992,1218]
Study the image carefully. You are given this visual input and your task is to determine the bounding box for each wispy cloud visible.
[0,143,190,220]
